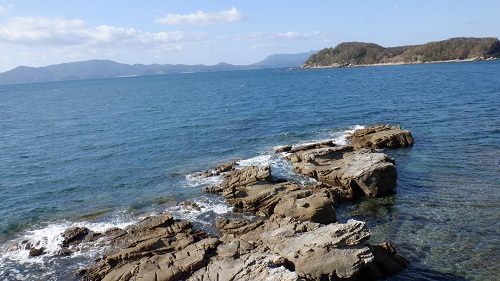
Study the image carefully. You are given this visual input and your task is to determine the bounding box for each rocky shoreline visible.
[28,125,414,280]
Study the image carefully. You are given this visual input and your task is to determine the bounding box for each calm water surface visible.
[0,61,499,280]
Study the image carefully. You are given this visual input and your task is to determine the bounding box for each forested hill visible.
[302,37,500,68]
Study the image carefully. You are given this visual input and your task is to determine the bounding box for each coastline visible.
[297,56,499,70]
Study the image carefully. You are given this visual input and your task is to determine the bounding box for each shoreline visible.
[295,56,499,70]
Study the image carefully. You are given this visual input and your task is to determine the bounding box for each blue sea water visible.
[0,61,499,280]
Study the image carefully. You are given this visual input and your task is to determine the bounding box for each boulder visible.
[221,165,273,190]
[287,146,397,197]
[273,192,336,224]
[222,180,336,224]
[29,247,46,257]
[347,125,414,149]
[223,181,301,216]
[61,226,90,247]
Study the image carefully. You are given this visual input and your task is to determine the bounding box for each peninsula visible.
[301,37,500,68]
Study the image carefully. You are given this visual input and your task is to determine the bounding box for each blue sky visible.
[0,0,499,72]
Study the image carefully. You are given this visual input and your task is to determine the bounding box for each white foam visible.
[236,155,272,168]
[0,217,136,266]
[168,196,233,225]
[331,125,365,145]
[185,173,223,188]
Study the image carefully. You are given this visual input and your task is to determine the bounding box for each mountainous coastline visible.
[0,51,315,85]
[301,37,500,68]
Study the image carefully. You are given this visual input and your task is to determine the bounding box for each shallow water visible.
[0,61,499,280]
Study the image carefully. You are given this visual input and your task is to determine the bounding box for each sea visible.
[0,61,498,281]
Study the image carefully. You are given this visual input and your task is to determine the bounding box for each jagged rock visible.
[58,248,73,256]
[221,165,272,190]
[369,242,409,278]
[61,226,90,247]
[287,146,397,197]
[29,247,45,257]
[275,145,292,153]
[223,182,301,216]
[194,161,238,178]
[213,215,405,281]
[289,140,336,153]
[204,185,223,193]
[216,218,265,236]
[222,181,336,223]
[80,213,219,281]
[188,252,299,281]
[347,125,414,149]
[179,201,201,211]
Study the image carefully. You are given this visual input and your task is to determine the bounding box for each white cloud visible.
[0,16,205,47]
[241,31,323,41]
[155,7,245,26]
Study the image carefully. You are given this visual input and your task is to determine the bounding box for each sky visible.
[0,0,499,72]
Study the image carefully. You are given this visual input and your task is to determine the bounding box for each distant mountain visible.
[302,37,500,68]
[0,52,313,85]
[251,51,317,68]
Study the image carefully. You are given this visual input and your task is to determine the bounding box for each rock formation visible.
[74,124,412,280]
[285,146,397,197]
[346,124,414,149]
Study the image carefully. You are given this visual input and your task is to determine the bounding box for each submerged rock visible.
[347,124,414,149]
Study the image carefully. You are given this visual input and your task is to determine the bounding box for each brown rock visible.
[213,215,405,281]
[223,182,302,216]
[194,161,238,178]
[203,185,223,193]
[273,192,336,224]
[189,252,299,281]
[61,226,90,247]
[221,165,273,190]
[274,145,292,153]
[80,213,219,281]
[29,247,45,257]
[287,146,397,197]
[369,242,409,278]
[347,125,414,149]
[290,140,336,153]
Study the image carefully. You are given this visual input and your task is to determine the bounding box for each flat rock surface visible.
[347,124,414,149]
[286,147,397,197]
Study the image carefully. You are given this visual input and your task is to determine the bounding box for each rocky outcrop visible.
[221,167,337,224]
[76,125,413,280]
[206,215,407,281]
[80,213,219,281]
[221,164,273,189]
[347,125,414,149]
[286,146,397,197]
